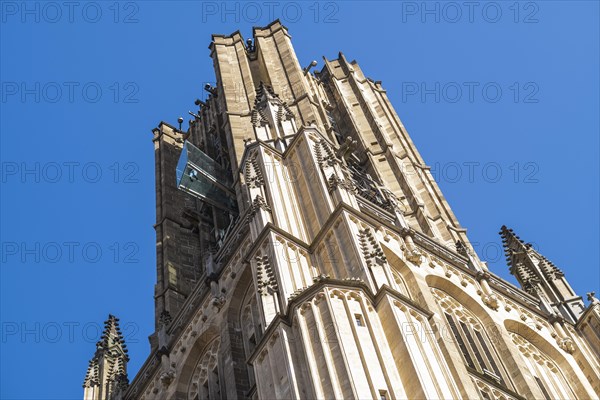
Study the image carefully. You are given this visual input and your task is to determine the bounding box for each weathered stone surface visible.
[84,20,600,400]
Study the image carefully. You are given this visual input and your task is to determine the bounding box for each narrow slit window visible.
[535,376,552,400]
[248,332,257,354]
[354,314,365,326]
[212,366,220,398]
[475,329,503,381]
[355,314,365,327]
[460,321,486,370]
[444,313,475,368]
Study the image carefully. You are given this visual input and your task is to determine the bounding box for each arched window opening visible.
[188,338,221,400]
[240,284,263,389]
[391,270,411,299]
[509,332,575,400]
[432,288,509,389]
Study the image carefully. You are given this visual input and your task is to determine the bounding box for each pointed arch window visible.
[432,288,508,387]
[240,284,263,389]
[391,269,411,299]
[509,332,575,399]
[188,338,221,400]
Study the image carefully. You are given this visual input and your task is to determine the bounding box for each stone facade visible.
[84,20,600,400]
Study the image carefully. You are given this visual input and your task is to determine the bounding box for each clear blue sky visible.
[1,1,598,399]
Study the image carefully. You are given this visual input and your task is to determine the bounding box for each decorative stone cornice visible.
[248,277,433,365]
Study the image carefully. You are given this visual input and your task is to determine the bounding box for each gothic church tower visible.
[89,20,599,400]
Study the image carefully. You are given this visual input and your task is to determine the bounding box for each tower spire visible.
[500,226,585,323]
[83,315,129,400]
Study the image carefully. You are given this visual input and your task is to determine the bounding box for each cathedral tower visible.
[94,20,599,400]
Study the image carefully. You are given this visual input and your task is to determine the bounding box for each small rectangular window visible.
[355,314,365,327]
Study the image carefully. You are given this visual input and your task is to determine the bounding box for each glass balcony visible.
[176,141,238,213]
